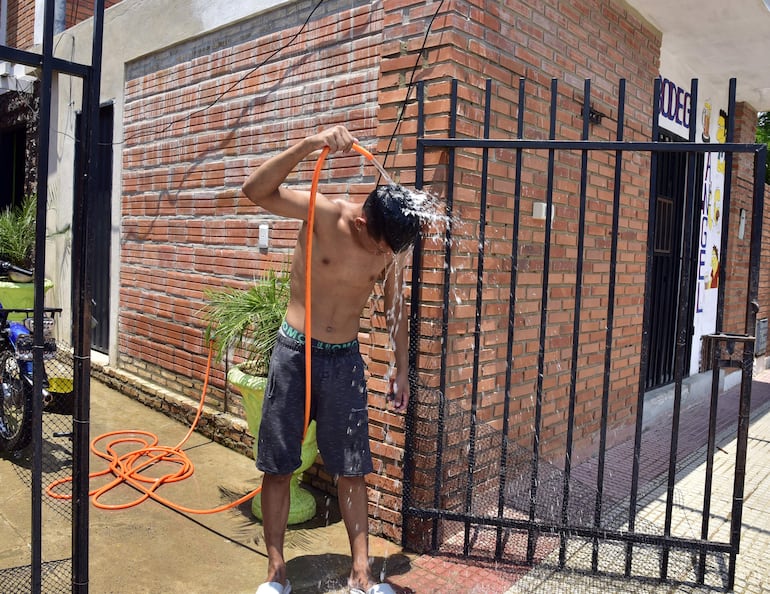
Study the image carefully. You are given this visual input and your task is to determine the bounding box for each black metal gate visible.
[402,76,767,589]
[646,131,697,391]
[0,1,105,592]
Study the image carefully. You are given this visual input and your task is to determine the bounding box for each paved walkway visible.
[382,369,770,593]
[506,373,770,593]
[3,370,770,592]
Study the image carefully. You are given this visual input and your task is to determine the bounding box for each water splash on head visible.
[371,183,452,246]
[370,182,454,392]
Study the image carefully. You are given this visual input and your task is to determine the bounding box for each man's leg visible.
[261,472,293,586]
[337,475,373,590]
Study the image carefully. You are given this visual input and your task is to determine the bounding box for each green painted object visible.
[0,279,54,320]
[229,364,318,525]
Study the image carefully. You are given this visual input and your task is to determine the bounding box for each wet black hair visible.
[362,184,422,253]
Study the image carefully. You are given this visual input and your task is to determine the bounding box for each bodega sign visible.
[658,77,691,139]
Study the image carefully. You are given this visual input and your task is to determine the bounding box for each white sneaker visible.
[255,580,291,594]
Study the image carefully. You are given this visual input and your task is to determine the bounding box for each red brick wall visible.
[5,0,35,48]
[121,1,383,410]
[119,0,661,543]
[3,0,123,49]
[723,102,767,339]
[65,0,123,29]
[374,0,660,546]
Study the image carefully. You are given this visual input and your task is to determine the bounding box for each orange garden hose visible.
[46,343,260,513]
[304,142,380,437]
[47,142,383,514]
[304,145,329,438]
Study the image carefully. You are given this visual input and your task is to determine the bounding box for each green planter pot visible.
[228,364,318,525]
[0,279,54,320]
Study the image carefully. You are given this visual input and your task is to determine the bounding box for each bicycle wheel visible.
[0,350,33,452]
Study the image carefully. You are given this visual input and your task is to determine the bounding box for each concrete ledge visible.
[90,362,254,459]
[643,367,743,431]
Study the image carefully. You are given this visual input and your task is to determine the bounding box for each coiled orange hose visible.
[47,142,383,513]
[47,343,257,513]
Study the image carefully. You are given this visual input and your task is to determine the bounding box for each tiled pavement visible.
[381,369,770,593]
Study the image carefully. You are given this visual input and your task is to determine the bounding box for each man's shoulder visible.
[314,195,347,219]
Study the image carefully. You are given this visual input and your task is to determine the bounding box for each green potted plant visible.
[0,194,53,314]
[0,193,36,278]
[204,268,319,524]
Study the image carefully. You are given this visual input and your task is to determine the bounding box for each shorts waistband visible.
[279,320,359,353]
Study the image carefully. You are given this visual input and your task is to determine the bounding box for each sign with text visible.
[658,76,726,375]
[691,104,727,374]
[658,77,691,139]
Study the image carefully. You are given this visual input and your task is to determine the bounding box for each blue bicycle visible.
[0,261,64,454]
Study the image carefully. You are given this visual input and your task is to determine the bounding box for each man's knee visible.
[262,472,293,488]
[336,475,367,495]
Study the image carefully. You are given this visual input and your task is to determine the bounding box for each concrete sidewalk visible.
[0,380,414,594]
[503,370,770,593]
[2,370,770,592]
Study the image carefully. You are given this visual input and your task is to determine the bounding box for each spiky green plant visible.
[203,268,290,376]
[0,193,37,271]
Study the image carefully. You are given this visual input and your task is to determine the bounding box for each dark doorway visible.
[0,127,27,211]
[645,131,699,390]
[74,104,112,353]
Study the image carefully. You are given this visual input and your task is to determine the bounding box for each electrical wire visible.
[91,0,327,149]
[381,0,447,170]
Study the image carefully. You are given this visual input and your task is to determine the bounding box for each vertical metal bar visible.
[727,145,765,590]
[402,80,426,550]
[462,79,491,555]
[526,78,558,564]
[661,77,700,580]
[698,78,737,581]
[431,79,457,551]
[72,1,106,592]
[591,79,626,573]
[496,77,526,559]
[31,1,57,591]
[559,78,591,568]
[626,75,664,576]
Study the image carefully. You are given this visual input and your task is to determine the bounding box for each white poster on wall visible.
[658,77,692,139]
[658,77,727,376]
[691,101,727,375]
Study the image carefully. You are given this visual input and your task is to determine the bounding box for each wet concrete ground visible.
[0,379,413,594]
[4,371,770,592]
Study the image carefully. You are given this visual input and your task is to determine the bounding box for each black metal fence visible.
[0,351,76,593]
[402,76,766,590]
[0,0,106,592]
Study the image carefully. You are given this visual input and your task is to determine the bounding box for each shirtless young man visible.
[242,125,420,594]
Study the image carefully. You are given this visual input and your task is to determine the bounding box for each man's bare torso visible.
[284,199,390,344]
